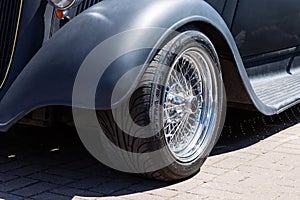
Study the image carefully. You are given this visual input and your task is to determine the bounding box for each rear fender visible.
[0,0,265,131]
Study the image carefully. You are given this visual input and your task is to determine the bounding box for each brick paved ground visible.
[0,106,300,200]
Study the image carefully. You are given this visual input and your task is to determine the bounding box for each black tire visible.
[97,29,226,181]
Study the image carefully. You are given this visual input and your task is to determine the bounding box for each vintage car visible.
[0,0,299,181]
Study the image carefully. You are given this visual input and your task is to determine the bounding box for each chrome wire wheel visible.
[163,47,217,163]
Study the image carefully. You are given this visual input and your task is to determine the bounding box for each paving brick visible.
[0,173,17,183]
[9,165,46,176]
[169,193,205,200]
[189,186,241,200]
[32,192,70,200]
[28,172,74,185]
[200,165,229,176]
[78,165,117,178]
[145,188,178,198]
[0,177,37,192]
[242,188,281,200]
[110,189,134,196]
[0,191,23,200]
[0,161,28,173]
[211,157,246,170]
[67,176,112,190]
[193,171,218,182]
[252,141,282,151]
[279,143,300,150]
[287,137,300,145]
[12,182,58,197]
[123,182,157,193]
[221,151,258,161]
[122,193,165,200]
[236,164,288,179]
[74,197,124,200]
[164,178,200,192]
[245,152,287,170]
[51,187,103,197]
[60,160,97,170]
[45,168,86,180]
[276,193,300,200]
[274,146,300,155]
[238,147,268,156]
[200,180,253,195]
[236,174,279,190]
[204,155,229,166]
[90,180,135,195]
[212,170,250,186]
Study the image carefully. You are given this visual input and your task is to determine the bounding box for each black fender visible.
[0,0,272,131]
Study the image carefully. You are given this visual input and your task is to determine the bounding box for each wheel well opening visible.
[181,22,254,109]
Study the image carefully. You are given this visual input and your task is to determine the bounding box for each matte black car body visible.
[0,0,300,131]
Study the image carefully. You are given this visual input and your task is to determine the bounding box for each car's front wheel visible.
[97,29,226,181]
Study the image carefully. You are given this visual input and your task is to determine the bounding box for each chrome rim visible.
[163,47,215,163]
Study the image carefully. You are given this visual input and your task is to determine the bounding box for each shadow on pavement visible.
[212,105,300,155]
[0,104,299,198]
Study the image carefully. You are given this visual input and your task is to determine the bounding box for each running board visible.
[250,69,300,113]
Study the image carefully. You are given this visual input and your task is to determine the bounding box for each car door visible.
[231,0,300,63]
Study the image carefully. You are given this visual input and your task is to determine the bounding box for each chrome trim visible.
[48,0,84,10]
[0,0,24,90]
